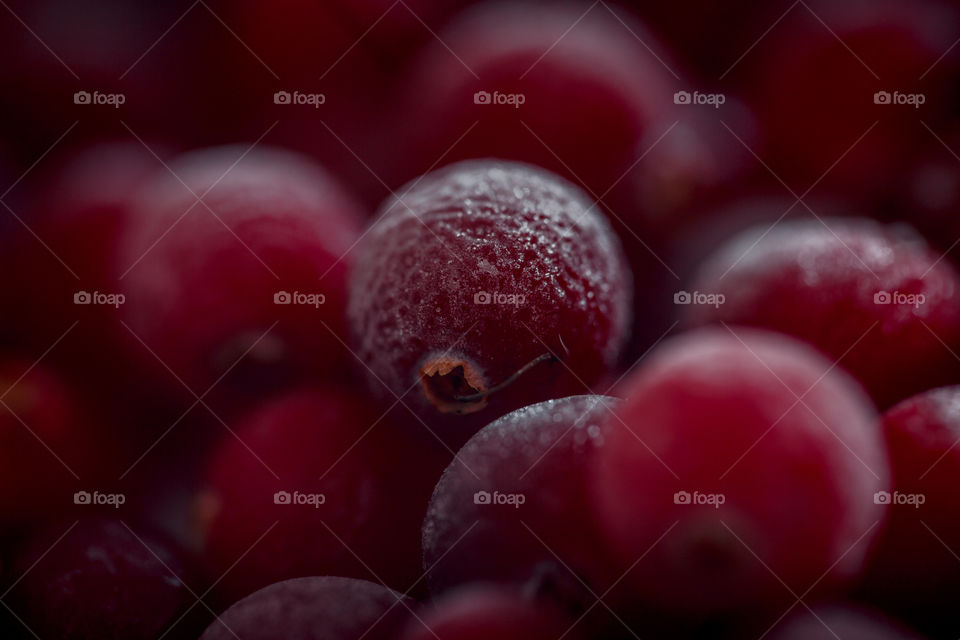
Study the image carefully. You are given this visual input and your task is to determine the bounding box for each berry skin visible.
[5,519,193,640]
[767,604,924,640]
[199,387,446,602]
[117,146,364,408]
[398,584,580,640]
[858,385,960,635]
[684,217,960,409]
[590,327,888,625]
[348,160,631,440]
[199,576,413,640]
[422,395,618,597]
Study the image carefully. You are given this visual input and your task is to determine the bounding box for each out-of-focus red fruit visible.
[684,217,960,408]
[423,395,618,598]
[117,146,364,409]
[199,576,413,640]
[590,328,888,628]
[6,518,195,640]
[767,604,924,640]
[399,585,581,640]
[738,0,958,201]
[394,2,676,212]
[0,359,118,524]
[199,387,447,603]
[858,386,960,636]
[347,160,632,443]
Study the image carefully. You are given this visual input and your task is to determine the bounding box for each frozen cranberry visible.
[423,395,618,597]
[198,387,446,602]
[0,358,118,524]
[767,603,924,640]
[738,0,958,200]
[399,584,580,640]
[117,146,364,408]
[590,327,888,626]
[858,385,960,635]
[393,2,675,211]
[5,518,195,640]
[347,160,632,440]
[684,217,960,408]
[199,576,413,640]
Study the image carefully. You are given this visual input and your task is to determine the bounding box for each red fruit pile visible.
[2,1,960,639]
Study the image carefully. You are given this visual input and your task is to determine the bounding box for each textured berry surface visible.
[348,160,631,439]
[591,327,888,624]
[767,604,923,640]
[423,395,618,595]
[199,576,412,640]
[118,146,364,405]
[200,387,445,602]
[685,217,960,408]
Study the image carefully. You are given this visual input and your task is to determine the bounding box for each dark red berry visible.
[684,217,960,408]
[767,603,924,640]
[348,160,631,440]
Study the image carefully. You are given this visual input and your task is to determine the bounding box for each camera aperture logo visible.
[274,291,326,308]
[674,90,725,108]
[273,490,326,508]
[874,491,924,508]
[674,290,725,308]
[274,90,326,108]
[73,90,125,108]
[873,290,925,308]
[74,291,125,308]
[473,490,525,508]
[473,291,525,307]
[74,490,126,508]
[474,90,525,108]
[873,91,925,108]
[674,490,725,509]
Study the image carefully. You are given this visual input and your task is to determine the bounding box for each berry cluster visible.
[1,0,960,639]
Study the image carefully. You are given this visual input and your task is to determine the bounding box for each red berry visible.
[423,395,618,598]
[399,585,579,640]
[117,146,364,407]
[767,603,923,640]
[199,387,445,602]
[6,518,193,640]
[858,385,960,634]
[685,217,960,408]
[590,327,888,624]
[199,576,413,640]
[348,160,631,440]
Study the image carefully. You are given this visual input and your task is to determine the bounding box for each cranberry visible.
[858,385,960,635]
[5,518,195,640]
[198,387,446,602]
[399,584,580,640]
[347,160,632,440]
[423,395,618,598]
[199,576,412,640]
[767,603,924,640]
[117,146,364,409]
[684,217,960,408]
[590,327,888,626]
